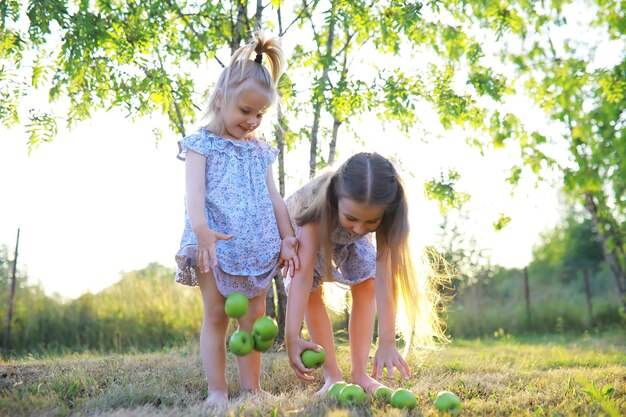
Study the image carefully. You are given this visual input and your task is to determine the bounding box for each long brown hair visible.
[293,153,449,352]
[203,31,285,136]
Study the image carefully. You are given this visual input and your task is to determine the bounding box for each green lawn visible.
[1,329,624,416]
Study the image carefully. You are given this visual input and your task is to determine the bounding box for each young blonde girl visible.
[284,152,447,394]
[175,32,298,405]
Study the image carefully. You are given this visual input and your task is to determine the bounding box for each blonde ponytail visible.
[253,32,284,83]
[203,31,285,136]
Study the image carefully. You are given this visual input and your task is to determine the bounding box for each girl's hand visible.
[371,342,411,381]
[279,236,300,278]
[285,336,321,381]
[194,225,234,273]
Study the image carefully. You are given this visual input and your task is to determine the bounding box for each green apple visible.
[224,292,249,318]
[338,383,367,407]
[253,333,273,352]
[433,390,461,415]
[252,316,278,340]
[301,348,326,369]
[390,388,417,409]
[228,330,253,356]
[327,381,347,401]
[373,386,393,404]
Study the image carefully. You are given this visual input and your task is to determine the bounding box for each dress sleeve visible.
[177,131,213,160]
[260,142,279,166]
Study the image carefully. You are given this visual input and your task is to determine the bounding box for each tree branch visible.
[155,48,186,137]
[166,0,226,68]
[279,0,317,37]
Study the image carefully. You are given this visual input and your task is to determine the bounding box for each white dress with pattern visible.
[175,128,281,298]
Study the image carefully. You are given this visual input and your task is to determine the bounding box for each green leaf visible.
[493,214,511,231]
[601,385,614,397]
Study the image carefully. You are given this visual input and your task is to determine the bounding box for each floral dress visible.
[285,194,377,292]
[175,128,281,298]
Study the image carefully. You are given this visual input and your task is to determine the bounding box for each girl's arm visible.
[186,150,233,273]
[266,166,299,275]
[284,222,323,381]
[371,245,411,381]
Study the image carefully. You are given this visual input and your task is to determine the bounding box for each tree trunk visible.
[266,277,276,318]
[275,114,286,196]
[265,112,288,332]
[582,267,593,323]
[255,0,263,24]
[584,192,626,310]
[274,271,288,344]
[327,28,350,166]
[308,3,337,178]
[328,118,341,166]
[230,0,247,53]
[309,107,322,178]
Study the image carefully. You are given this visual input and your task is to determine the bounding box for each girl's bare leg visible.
[235,292,267,394]
[304,287,344,395]
[348,278,383,393]
[198,270,230,405]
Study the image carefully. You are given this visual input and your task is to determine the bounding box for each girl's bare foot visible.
[205,390,229,406]
[314,377,345,396]
[351,374,384,393]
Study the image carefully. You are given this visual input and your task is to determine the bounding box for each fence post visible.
[523,266,531,327]
[582,267,593,323]
[4,228,20,352]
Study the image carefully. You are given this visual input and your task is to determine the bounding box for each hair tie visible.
[254,53,263,63]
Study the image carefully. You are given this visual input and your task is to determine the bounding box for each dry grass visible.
[1,330,624,416]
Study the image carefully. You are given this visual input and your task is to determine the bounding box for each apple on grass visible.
[390,388,417,409]
[301,348,326,369]
[373,386,393,404]
[224,292,248,318]
[338,383,367,407]
[327,381,347,401]
[252,316,279,341]
[228,331,253,356]
[253,333,273,352]
[433,390,461,415]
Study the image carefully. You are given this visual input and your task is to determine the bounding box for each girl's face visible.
[219,87,270,140]
[337,197,385,236]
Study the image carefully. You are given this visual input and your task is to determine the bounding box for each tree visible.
[430,0,625,309]
[532,213,605,280]
[290,0,515,175]
[512,1,625,309]
[1,0,268,150]
[531,211,607,321]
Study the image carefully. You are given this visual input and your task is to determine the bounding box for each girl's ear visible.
[215,90,223,108]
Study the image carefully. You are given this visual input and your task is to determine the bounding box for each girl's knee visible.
[204,303,228,326]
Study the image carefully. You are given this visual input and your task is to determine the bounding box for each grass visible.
[0,329,624,416]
